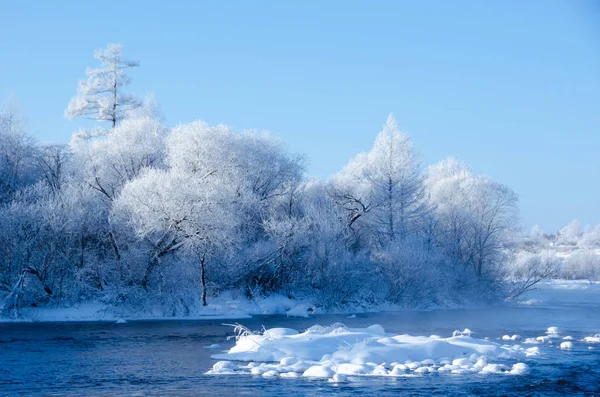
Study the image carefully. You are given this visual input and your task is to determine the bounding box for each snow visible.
[560,341,574,350]
[582,335,600,344]
[2,292,316,323]
[286,303,315,318]
[509,363,530,375]
[208,323,536,380]
[546,326,560,335]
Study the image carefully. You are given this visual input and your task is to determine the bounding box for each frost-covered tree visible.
[114,168,235,306]
[426,158,518,281]
[0,97,38,202]
[530,224,545,243]
[557,219,581,246]
[65,43,141,129]
[36,144,70,193]
[70,116,167,201]
[579,224,600,248]
[331,114,426,246]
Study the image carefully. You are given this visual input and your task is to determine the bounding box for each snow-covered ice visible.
[207,324,537,381]
[582,334,600,344]
[560,341,574,350]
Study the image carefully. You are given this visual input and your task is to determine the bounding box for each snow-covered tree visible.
[557,219,581,246]
[530,224,545,243]
[0,97,38,202]
[71,115,167,201]
[426,158,518,280]
[331,114,426,246]
[579,224,600,248]
[65,43,141,128]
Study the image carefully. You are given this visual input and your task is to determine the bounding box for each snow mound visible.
[560,341,574,350]
[286,303,315,318]
[582,334,600,344]
[207,324,533,380]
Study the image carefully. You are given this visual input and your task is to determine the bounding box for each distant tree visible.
[65,43,141,129]
[0,96,38,201]
[579,224,600,249]
[557,219,581,246]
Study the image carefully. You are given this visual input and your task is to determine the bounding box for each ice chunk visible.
[546,326,560,335]
[280,357,297,366]
[560,341,574,350]
[280,372,301,378]
[213,361,236,371]
[329,374,348,383]
[452,358,471,367]
[582,335,600,344]
[303,365,334,378]
[510,363,530,375]
[390,364,407,375]
[286,304,314,318]
[208,361,237,374]
[263,328,299,338]
[336,363,370,375]
[414,366,433,374]
[480,364,504,374]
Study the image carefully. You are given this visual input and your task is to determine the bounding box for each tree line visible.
[0,44,524,317]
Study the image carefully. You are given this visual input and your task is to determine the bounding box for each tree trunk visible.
[109,231,123,279]
[201,253,207,306]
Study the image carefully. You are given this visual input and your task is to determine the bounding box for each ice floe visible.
[582,334,600,344]
[560,341,574,350]
[207,323,540,381]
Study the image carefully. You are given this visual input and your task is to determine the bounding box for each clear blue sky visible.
[1,0,599,233]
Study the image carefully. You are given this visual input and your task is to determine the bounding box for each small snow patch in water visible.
[560,341,574,350]
[582,334,600,344]
[510,363,530,375]
[546,326,560,335]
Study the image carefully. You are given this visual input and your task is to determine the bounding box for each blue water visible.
[1,285,599,396]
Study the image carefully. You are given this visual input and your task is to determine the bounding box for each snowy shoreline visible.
[2,279,598,323]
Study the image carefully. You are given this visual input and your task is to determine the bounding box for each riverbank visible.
[2,279,598,323]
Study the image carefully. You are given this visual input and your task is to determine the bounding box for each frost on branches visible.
[2,43,588,319]
[65,43,141,129]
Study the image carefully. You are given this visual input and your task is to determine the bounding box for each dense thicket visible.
[0,44,527,316]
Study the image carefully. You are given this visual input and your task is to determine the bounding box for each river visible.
[1,281,599,396]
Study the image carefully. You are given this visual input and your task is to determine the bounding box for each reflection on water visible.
[1,293,599,396]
